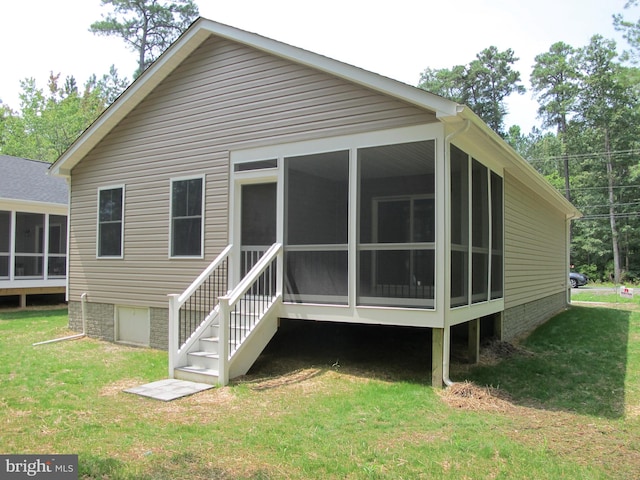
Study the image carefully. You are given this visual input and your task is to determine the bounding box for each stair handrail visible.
[218,242,282,385]
[177,244,233,305]
[168,244,233,377]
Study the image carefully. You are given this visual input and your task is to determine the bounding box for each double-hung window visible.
[97,186,124,258]
[170,176,204,258]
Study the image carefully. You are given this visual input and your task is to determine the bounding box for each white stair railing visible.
[168,245,232,376]
[218,242,282,384]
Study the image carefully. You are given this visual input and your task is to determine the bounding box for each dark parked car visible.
[570,272,588,288]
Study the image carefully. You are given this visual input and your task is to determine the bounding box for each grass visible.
[0,301,639,479]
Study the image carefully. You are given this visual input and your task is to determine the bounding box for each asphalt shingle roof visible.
[0,155,68,205]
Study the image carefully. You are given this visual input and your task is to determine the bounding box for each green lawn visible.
[1,303,639,479]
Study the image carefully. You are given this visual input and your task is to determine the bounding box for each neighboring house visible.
[50,18,580,387]
[0,155,68,307]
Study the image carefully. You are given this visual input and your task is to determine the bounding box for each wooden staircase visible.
[169,244,282,386]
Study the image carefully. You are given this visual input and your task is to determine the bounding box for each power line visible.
[579,201,640,209]
[577,213,640,220]
[526,149,640,164]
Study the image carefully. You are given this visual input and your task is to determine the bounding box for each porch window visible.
[170,176,204,258]
[358,140,436,308]
[450,145,469,307]
[48,215,67,278]
[450,145,504,307]
[15,212,44,277]
[472,159,489,303]
[284,151,349,304]
[491,171,504,299]
[0,211,10,278]
[98,186,124,258]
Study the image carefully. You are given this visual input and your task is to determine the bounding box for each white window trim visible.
[169,174,205,259]
[96,185,125,259]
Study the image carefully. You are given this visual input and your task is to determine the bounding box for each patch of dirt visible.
[439,381,515,412]
[99,379,142,396]
[479,339,534,365]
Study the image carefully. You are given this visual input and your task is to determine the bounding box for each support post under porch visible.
[468,318,480,364]
[431,328,444,387]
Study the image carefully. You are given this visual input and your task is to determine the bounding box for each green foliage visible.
[90,0,199,77]
[418,46,525,136]
[0,72,120,163]
[613,0,640,63]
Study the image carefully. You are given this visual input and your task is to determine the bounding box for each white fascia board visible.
[199,19,459,117]
[456,107,582,220]
[0,198,68,216]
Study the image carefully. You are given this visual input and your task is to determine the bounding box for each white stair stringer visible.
[174,296,281,385]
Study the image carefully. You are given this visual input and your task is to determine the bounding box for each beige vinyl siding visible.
[69,35,436,307]
[504,172,567,307]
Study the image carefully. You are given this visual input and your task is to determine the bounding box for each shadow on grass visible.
[0,307,68,321]
[246,306,631,419]
[463,306,630,419]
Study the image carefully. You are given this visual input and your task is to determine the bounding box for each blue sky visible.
[1,0,633,133]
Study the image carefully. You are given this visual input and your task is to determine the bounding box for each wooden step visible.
[174,365,219,385]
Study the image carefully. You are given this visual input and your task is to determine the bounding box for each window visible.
[358,140,436,308]
[48,215,67,277]
[491,172,504,299]
[472,159,489,303]
[449,144,504,308]
[0,211,11,278]
[170,176,204,258]
[284,151,349,304]
[98,186,124,258]
[450,145,469,307]
[15,212,44,277]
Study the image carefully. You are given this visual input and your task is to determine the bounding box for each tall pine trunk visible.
[605,128,621,283]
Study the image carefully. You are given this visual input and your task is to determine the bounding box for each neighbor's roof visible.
[49,17,580,219]
[0,155,68,205]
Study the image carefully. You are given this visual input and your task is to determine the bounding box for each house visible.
[50,18,580,387]
[0,155,68,307]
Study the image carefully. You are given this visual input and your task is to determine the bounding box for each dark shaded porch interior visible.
[246,316,501,383]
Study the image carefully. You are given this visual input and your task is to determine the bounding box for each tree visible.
[530,42,579,202]
[87,64,130,105]
[613,0,640,62]
[573,36,639,283]
[418,46,525,136]
[90,0,199,77]
[0,74,108,162]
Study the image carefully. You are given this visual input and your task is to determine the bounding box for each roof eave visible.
[50,18,460,178]
[452,107,582,220]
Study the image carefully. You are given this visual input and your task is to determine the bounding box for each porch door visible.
[240,183,277,276]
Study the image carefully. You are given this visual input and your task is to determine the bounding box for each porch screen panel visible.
[15,212,44,278]
[0,211,9,278]
[472,159,489,303]
[450,145,469,307]
[48,215,67,278]
[358,140,436,308]
[284,151,349,304]
[241,183,276,276]
[491,172,504,299]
